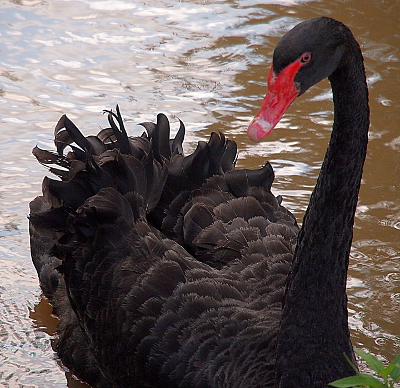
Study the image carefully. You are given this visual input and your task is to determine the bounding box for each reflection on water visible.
[0,0,399,386]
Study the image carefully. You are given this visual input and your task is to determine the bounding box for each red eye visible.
[300,52,311,64]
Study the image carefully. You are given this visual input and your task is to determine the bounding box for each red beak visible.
[248,60,302,142]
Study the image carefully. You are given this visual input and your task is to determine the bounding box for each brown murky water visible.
[0,0,398,386]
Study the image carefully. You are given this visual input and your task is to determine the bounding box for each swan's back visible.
[29,107,298,388]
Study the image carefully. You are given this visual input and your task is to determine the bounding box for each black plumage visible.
[30,107,296,388]
[29,16,369,388]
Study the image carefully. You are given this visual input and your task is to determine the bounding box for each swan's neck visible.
[275,43,369,387]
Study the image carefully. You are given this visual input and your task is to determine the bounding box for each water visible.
[0,0,399,386]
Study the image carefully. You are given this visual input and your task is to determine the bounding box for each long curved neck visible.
[275,40,369,387]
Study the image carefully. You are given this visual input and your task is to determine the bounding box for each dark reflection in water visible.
[0,0,398,386]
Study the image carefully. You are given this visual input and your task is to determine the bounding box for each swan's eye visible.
[300,52,312,64]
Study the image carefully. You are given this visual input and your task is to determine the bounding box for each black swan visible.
[29,16,369,388]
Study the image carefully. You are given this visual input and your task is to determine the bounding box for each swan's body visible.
[29,17,369,388]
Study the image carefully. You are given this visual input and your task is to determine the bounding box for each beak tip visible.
[247,118,273,142]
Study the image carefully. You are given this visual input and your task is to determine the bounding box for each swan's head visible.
[248,16,348,142]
